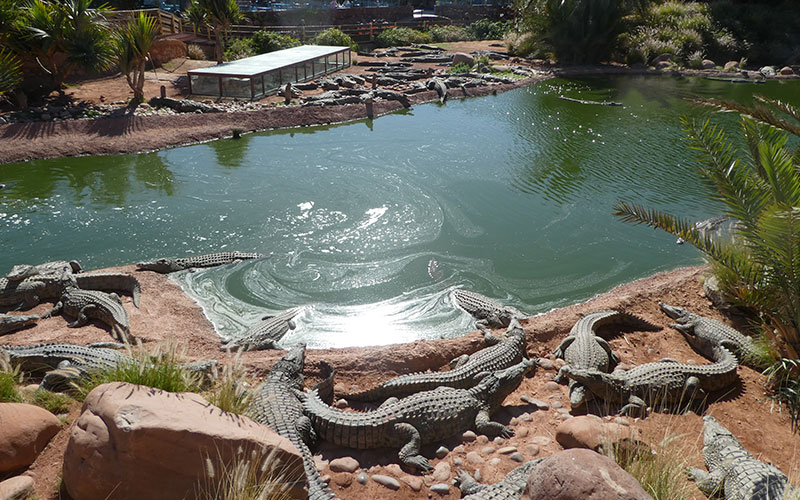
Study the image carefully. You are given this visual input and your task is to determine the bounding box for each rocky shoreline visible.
[2,264,799,500]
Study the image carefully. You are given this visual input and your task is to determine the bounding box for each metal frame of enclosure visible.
[188,45,351,99]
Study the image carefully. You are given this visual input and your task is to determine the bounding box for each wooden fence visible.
[107,9,184,36]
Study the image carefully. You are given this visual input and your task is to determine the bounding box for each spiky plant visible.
[114,11,158,102]
[183,0,208,36]
[196,0,240,64]
[0,48,22,99]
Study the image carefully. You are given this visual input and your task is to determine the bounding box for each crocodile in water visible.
[45,284,133,343]
[455,459,543,500]
[560,337,739,415]
[136,252,264,273]
[0,313,39,335]
[220,308,300,351]
[345,319,529,401]
[302,358,535,471]
[553,310,659,407]
[246,345,339,500]
[659,302,764,369]
[688,415,800,500]
[452,289,526,334]
[0,343,135,391]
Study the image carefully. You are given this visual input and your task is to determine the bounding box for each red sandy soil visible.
[2,264,798,500]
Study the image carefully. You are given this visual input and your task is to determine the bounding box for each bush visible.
[428,25,471,43]
[376,27,433,48]
[30,389,73,414]
[504,31,541,58]
[205,356,252,415]
[535,0,627,64]
[467,19,511,41]
[224,38,255,61]
[313,28,357,52]
[250,30,300,54]
[0,354,22,403]
[450,61,471,73]
[187,44,206,60]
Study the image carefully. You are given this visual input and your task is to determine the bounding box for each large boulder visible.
[0,403,61,473]
[555,415,642,458]
[522,449,653,500]
[452,53,474,67]
[62,382,305,500]
[0,475,34,500]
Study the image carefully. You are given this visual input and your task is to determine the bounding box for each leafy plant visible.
[205,358,252,415]
[467,19,511,41]
[313,27,356,52]
[0,48,22,99]
[114,12,159,102]
[184,0,208,35]
[375,27,433,48]
[450,61,471,73]
[197,0,241,63]
[187,43,206,60]
[766,358,800,431]
[29,388,74,414]
[224,37,254,61]
[428,25,470,43]
[250,30,299,54]
[0,353,23,403]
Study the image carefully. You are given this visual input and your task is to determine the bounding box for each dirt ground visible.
[2,264,798,500]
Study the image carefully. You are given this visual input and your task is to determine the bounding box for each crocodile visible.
[560,341,739,415]
[302,358,535,472]
[452,288,526,334]
[220,308,300,352]
[246,345,339,500]
[455,459,544,500]
[6,260,83,281]
[45,285,133,343]
[688,415,800,500]
[553,311,659,407]
[0,272,77,310]
[136,252,264,273]
[74,272,141,309]
[344,319,529,402]
[659,302,764,369]
[0,313,38,335]
[0,343,135,391]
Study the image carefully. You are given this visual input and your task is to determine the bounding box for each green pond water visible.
[2,75,799,348]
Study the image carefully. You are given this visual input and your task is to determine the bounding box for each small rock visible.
[510,452,525,462]
[498,446,517,455]
[558,413,572,421]
[477,435,489,444]
[780,66,794,75]
[383,464,403,477]
[435,446,449,459]
[529,399,549,410]
[551,401,563,409]
[510,417,519,426]
[474,468,482,481]
[655,61,671,70]
[332,473,352,487]
[724,61,739,71]
[651,53,673,65]
[614,417,630,426]
[453,445,465,454]
[536,359,555,370]
[329,457,359,473]
[481,446,496,456]
[356,471,368,484]
[493,437,504,445]
[760,66,776,76]
[517,427,530,438]
[453,457,463,466]
[531,436,552,447]
[557,408,570,415]
[401,475,423,491]
[335,399,349,409]
[430,483,450,494]
[0,475,34,500]
[452,52,474,66]
[432,461,451,482]
[489,457,501,466]
[543,381,560,392]
[466,451,484,465]
[522,444,540,456]
[462,430,477,442]
[371,474,400,490]
[702,59,716,70]
[520,412,533,422]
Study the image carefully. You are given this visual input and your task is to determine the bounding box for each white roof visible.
[188,45,349,77]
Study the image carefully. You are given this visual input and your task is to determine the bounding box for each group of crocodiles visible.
[2,252,797,499]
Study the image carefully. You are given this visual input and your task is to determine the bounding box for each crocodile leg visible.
[450,354,470,369]
[43,301,63,318]
[595,337,620,365]
[482,331,501,346]
[108,293,122,305]
[475,409,514,438]
[553,365,568,384]
[296,415,316,446]
[620,395,646,416]
[686,467,724,496]
[67,305,97,328]
[476,319,491,335]
[454,470,484,496]
[552,336,575,359]
[394,423,432,471]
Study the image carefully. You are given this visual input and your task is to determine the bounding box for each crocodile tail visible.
[131,280,141,308]
[298,440,340,500]
[314,362,336,406]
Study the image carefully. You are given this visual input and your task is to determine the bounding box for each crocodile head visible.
[559,366,620,399]
[136,258,182,273]
[701,415,734,444]
[6,264,36,281]
[659,302,693,323]
[476,358,536,409]
[268,344,307,384]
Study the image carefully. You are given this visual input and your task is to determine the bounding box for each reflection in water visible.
[2,76,799,348]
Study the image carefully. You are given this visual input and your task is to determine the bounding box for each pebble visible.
[558,413,572,421]
[474,469,482,481]
[522,444,540,456]
[453,457,463,466]
[371,474,400,490]
[510,452,525,462]
[551,401,563,409]
[544,381,561,392]
[384,464,403,477]
[332,473,352,487]
[556,408,570,414]
[493,436,504,445]
[517,427,529,438]
[537,358,556,370]
[435,446,449,459]
[647,348,655,354]
[453,445,465,454]
[335,398,349,408]
[477,435,490,444]
[329,457,359,473]
[401,476,423,491]
[489,457,501,466]
[356,471,368,485]
[531,436,551,447]
[510,417,519,426]
[498,446,517,455]
[432,462,451,482]
[430,483,450,494]
[466,451,484,465]
[614,417,630,426]
[520,412,533,422]
[462,430,477,442]
[481,446,496,456]
[528,399,550,410]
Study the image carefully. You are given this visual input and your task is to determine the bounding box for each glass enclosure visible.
[188,46,351,99]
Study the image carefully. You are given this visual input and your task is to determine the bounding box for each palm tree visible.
[183,0,208,36]
[614,96,800,360]
[114,11,158,102]
[197,0,240,64]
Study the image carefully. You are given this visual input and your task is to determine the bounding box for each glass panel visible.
[303,61,314,81]
[264,70,282,92]
[221,77,252,98]
[315,57,327,76]
[190,75,220,96]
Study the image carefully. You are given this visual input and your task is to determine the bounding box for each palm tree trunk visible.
[214,23,224,64]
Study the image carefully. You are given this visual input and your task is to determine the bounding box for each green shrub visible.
[504,31,541,58]
[205,357,252,415]
[428,25,471,43]
[375,27,433,47]
[536,0,627,64]
[313,28,357,52]
[224,37,255,61]
[30,389,73,414]
[450,61,471,73]
[467,19,511,41]
[0,358,22,403]
[250,30,300,54]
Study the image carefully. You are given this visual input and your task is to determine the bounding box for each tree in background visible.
[197,0,240,64]
[114,11,158,102]
[183,0,207,36]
